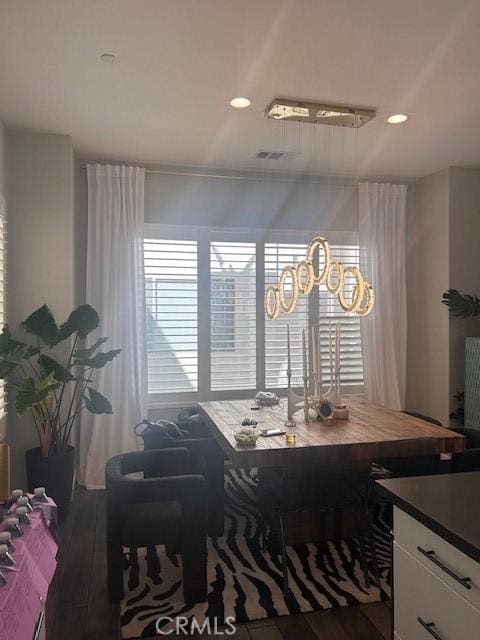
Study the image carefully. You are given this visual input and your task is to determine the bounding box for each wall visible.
[406,166,480,426]
[6,130,75,486]
[144,170,359,231]
[405,169,450,425]
[448,167,480,415]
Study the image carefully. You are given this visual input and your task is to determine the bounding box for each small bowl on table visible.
[233,428,259,447]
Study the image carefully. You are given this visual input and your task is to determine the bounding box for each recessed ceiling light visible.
[387,113,409,124]
[100,53,116,62]
[230,97,252,109]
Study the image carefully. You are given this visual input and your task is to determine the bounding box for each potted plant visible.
[0,303,120,515]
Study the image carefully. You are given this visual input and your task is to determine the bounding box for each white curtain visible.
[358,182,407,410]
[77,164,147,489]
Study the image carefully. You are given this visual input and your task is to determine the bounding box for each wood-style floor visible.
[46,487,392,640]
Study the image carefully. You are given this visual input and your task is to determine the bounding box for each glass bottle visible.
[4,517,22,538]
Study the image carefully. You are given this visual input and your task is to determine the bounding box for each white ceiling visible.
[1,0,480,179]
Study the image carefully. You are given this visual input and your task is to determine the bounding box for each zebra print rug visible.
[120,468,391,638]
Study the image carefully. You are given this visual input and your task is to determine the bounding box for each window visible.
[210,242,256,391]
[210,277,235,351]
[0,197,6,421]
[319,243,364,385]
[145,226,364,401]
[265,243,308,389]
[144,239,198,394]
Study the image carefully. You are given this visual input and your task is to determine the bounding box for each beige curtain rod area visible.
[80,165,411,187]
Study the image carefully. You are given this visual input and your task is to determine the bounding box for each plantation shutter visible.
[144,239,198,394]
[210,241,256,391]
[265,243,309,388]
[319,243,364,385]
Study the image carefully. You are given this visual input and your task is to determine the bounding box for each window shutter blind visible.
[144,239,198,393]
[319,243,364,385]
[0,200,6,420]
[265,243,309,388]
[210,241,256,391]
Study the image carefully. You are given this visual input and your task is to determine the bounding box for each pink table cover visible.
[0,504,58,640]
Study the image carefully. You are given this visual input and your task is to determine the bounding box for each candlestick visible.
[317,325,323,392]
[287,324,291,373]
[311,325,317,392]
[302,328,307,379]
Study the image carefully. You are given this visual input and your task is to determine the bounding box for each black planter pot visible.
[25,445,75,517]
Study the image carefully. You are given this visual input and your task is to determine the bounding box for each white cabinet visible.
[393,507,480,640]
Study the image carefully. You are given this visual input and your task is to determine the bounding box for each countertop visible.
[376,471,480,564]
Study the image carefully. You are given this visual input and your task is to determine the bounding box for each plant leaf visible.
[38,354,73,382]
[22,305,59,346]
[84,388,113,414]
[15,372,61,416]
[57,304,100,341]
[0,359,19,378]
[0,326,25,356]
[80,349,121,369]
[74,337,108,360]
[442,289,480,318]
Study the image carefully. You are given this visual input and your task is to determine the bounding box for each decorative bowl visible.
[233,428,259,447]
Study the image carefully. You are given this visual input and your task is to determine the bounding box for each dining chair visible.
[140,416,226,537]
[257,462,379,596]
[105,448,208,605]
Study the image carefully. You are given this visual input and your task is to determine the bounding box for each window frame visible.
[145,223,364,408]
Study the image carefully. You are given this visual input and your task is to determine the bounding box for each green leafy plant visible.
[0,304,121,457]
[442,289,480,317]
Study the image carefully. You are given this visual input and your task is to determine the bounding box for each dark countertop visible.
[376,471,480,564]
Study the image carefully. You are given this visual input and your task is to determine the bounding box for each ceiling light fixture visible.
[265,98,375,128]
[387,113,409,124]
[230,97,252,109]
[100,53,116,62]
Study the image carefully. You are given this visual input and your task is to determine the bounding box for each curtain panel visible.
[77,164,147,489]
[358,182,408,410]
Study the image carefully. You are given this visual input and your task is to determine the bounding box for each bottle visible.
[4,517,22,538]
[17,495,34,513]
[0,543,14,567]
[0,531,15,553]
[10,489,23,501]
[33,487,49,503]
[16,506,31,525]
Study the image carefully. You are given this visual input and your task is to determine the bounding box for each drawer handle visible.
[417,617,445,640]
[417,546,472,590]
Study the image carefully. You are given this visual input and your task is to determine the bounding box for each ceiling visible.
[1,0,480,179]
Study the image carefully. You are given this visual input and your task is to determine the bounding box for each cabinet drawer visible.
[394,507,480,610]
[394,542,480,640]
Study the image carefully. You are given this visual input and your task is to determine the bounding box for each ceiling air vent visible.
[255,150,300,161]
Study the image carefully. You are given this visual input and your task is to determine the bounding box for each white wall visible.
[448,167,480,414]
[6,130,75,486]
[406,166,480,425]
[406,169,450,425]
[144,170,359,231]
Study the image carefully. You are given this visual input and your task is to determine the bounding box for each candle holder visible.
[285,321,347,424]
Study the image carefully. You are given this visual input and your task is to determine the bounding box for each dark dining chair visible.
[105,448,208,605]
[450,426,480,472]
[140,417,226,537]
[258,462,379,596]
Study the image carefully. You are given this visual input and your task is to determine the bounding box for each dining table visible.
[197,396,465,469]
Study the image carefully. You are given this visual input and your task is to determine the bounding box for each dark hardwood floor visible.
[46,487,392,640]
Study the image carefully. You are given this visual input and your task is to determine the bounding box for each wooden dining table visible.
[197,397,465,469]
